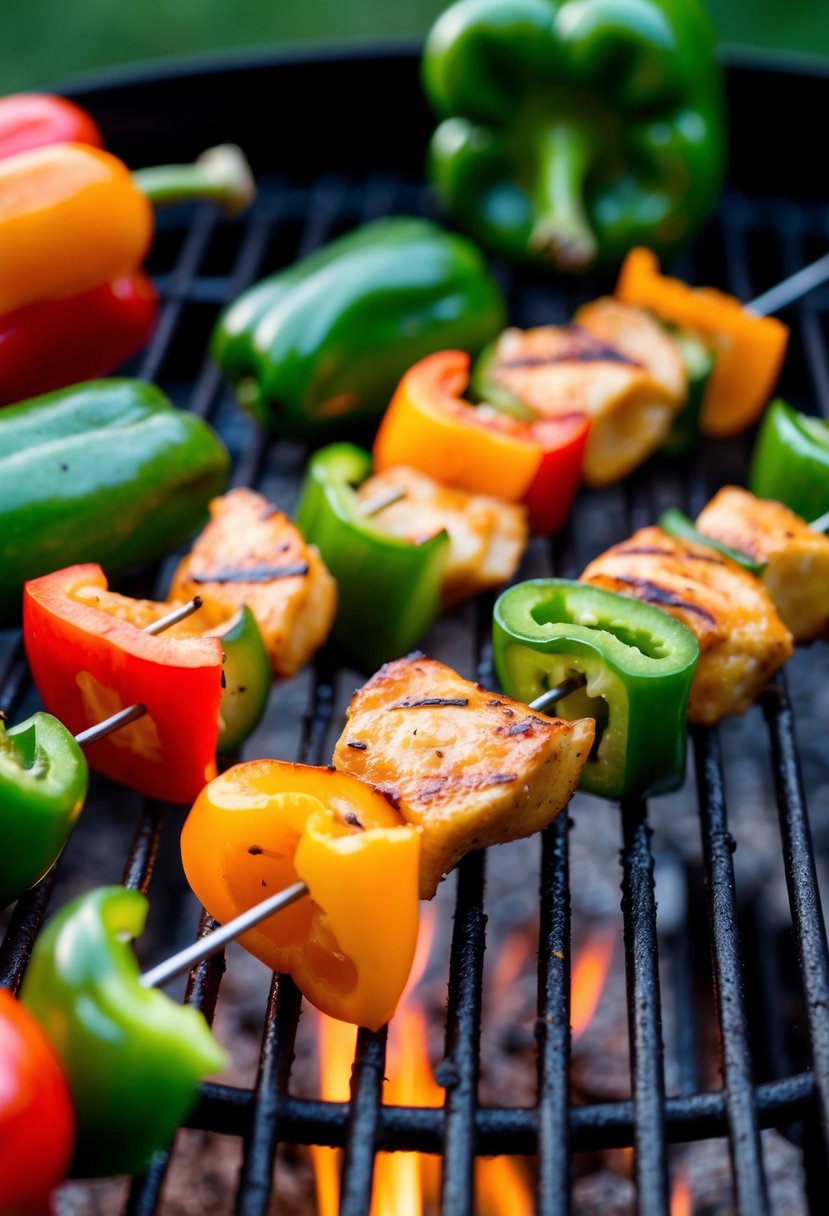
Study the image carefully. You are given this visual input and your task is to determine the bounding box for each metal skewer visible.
[138,676,588,989]
[73,597,203,747]
[746,251,829,317]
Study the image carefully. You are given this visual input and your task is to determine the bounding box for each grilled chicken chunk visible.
[333,655,594,898]
[169,487,337,678]
[355,466,529,607]
[696,486,829,643]
[581,526,793,725]
[482,299,686,487]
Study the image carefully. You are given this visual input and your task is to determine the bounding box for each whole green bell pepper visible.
[21,885,227,1178]
[212,216,506,440]
[0,379,230,624]
[493,579,699,799]
[295,442,450,669]
[423,0,725,272]
[750,399,829,523]
[0,712,87,908]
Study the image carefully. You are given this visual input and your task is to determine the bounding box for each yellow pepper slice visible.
[0,143,153,316]
[181,760,421,1030]
[615,247,788,438]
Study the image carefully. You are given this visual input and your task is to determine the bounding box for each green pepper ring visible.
[493,578,699,800]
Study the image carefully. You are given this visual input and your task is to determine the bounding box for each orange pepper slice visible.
[616,247,788,438]
[181,760,421,1030]
[0,143,152,316]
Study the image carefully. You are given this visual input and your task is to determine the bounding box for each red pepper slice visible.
[0,93,103,160]
[0,273,158,406]
[373,351,588,535]
[23,564,223,804]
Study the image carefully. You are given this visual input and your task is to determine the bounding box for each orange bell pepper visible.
[23,564,223,804]
[181,760,421,1030]
[615,247,789,438]
[373,350,588,534]
[0,143,153,317]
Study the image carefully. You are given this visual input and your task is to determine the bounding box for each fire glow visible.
[312,916,617,1212]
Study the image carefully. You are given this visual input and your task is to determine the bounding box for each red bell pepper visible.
[0,272,157,406]
[0,987,75,1214]
[0,93,102,160]
[373,350,588,534]
[23,564,223,804]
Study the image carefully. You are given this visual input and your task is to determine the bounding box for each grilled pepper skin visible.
[750,399,829,523]
[296,443,450,670]
[493,579,699,799]
[181,760,421,1030]
[423,0,724,272]
[0,379,229,623]
[0,93,102,159]
[20,886,227,1178]
[213,216,506,439]
[24,564,224,804]
[0,712,88,908]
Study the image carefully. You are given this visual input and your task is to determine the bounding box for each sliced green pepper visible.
[0,379,230,624]
[750,398,829,522]
[295,443,450,670]
[658,508,767,576]
[659,325,716,457]
[212,216,506,440]
[493,579,698,799]
[422,0,725,272]
[212,605,271,752]
[0,712,87,908]
[21,885,226,1178]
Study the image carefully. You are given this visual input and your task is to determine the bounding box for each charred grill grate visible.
[1,46,828,1216]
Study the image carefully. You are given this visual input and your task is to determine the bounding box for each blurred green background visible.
[2,0,828,91]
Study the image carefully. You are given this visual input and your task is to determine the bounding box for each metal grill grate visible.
[1,46,829,1216]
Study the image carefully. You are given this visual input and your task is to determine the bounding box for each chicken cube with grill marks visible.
[482,299,686,487]
[333,654,594,898]
[355,465,528,607]
[696,486,829,643]
[581,526,793,725]
[169,487,337,678]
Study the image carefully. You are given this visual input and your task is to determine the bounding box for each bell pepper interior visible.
[528,589,672,662]
[182,760,420,1029]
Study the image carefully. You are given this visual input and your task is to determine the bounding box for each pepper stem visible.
[133,144,256,217]
[529,120,598,273]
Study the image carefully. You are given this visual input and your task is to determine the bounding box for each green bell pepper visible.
[212,605,271,752]
[212,216,506,440]
[21,885,226,1178]
[295,443,450,670]
[493,579,699,799]
[750,399,829,523]
[658,507,767,576]
[0,379,230,625]
[659,325,716,457]
[0,712,87,908]
[423,0,725,272]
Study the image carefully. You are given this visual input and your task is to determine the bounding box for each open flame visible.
[312,908,535,1214]
[670,1166,693,1216]
[571,927,615,1041]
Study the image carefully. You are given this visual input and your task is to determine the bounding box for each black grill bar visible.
[236,976,303,1216]
[439,851,487,1216]
[535,816,572,1216]
[692,727,771,1215]
[620,800,670,1215]
[340,1027,389,1215]
[762,676,829,1149]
